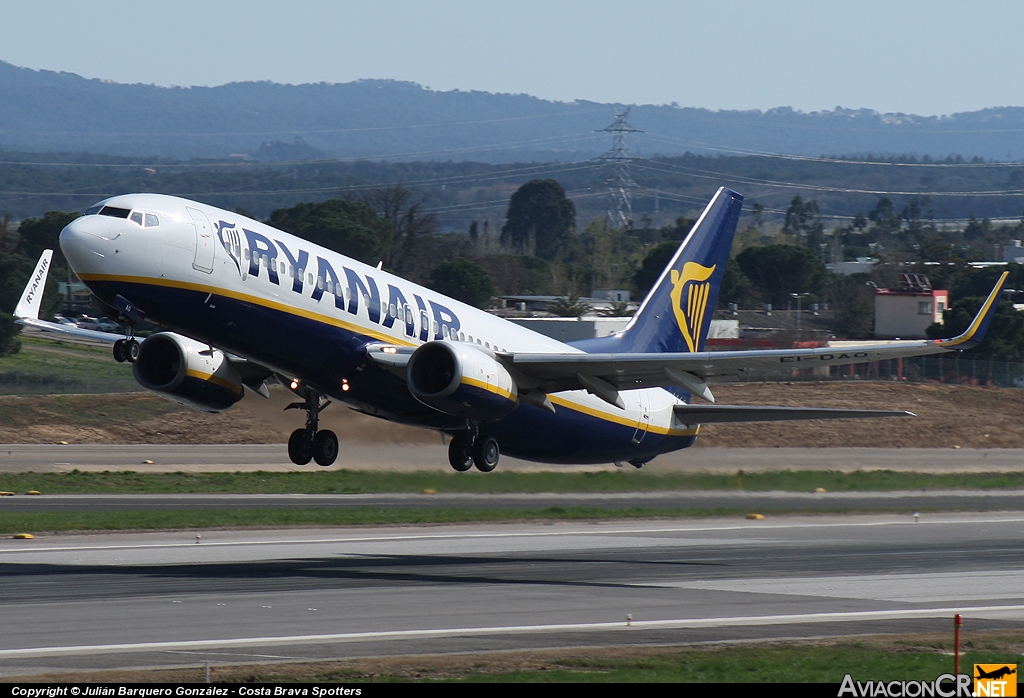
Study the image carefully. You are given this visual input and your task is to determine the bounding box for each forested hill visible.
[3,60,1024,162]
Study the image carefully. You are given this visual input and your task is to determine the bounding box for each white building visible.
[873,274,947,339]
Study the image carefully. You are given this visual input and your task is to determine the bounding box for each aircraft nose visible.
[59,216,112,274]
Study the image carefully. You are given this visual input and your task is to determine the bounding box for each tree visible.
[735,244,828,306]
[719,257,751,305]
[550,294,591,317]
[501,179,576,260]
[782,195,824,251]
[632,241,677,299]
[267,199,390,266]
[927,298,1024,361]
[428,259,494,309]
[360,184,438,274]
[830,273,875,338]
[16,210,80,271]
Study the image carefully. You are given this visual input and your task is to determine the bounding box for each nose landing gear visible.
[285,388,338,466]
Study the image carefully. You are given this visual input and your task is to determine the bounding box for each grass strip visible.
[399,647,1017,683]
[0,505,979,534]
[4,469,1024,495]
[26,633,1024,683]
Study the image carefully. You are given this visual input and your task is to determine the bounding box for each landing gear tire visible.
[126,339,141,363]
[288,428,313,465]
[473,436,500,472]
[313,429,339,467]
[113,339,127,363]
[448,433,474,472]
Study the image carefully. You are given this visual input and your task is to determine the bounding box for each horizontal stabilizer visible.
[673,404,914,425]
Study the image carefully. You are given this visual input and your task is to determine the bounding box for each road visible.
[2,513,1024,676]
[2,444,1024,473]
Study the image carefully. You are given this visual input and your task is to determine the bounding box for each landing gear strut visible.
[447,427,500,473]
[285,389,338,466]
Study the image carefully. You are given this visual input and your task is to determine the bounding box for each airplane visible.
[13,187,1008,471]
[976,666,1016,680]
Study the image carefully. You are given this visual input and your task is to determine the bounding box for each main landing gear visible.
[447,427,500,473]
[112,336,141,363]
[285,389,338,467]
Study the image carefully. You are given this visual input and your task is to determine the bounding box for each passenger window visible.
[144,214,159,227]
[129,211,144,226]
[432,321,439,335]
[307,274,313,286]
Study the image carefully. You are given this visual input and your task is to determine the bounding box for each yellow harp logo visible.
[670,262,716,352]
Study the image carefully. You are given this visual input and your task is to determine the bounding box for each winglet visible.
[935,270,1009,349]
[14,250,53,320]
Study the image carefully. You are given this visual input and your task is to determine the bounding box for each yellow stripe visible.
[79,273,419,348]
[548,394,697,437]
[938,270,1008,347]
[90,274,697,437]
[185,369,244,395]
[460,375,518,402]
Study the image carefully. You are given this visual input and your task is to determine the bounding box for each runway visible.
[3,490,1024,512]
[2,513,1024,676]
[3,444,1024,473]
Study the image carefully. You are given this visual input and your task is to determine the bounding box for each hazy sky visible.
[3,1,1022,116]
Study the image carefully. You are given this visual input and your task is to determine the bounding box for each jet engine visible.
[406,341,518,421]
[132,332,244,413]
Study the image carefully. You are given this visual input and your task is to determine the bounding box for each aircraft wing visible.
[15,250,278,398]
[502,271,1008,404]
[12,250,124,343]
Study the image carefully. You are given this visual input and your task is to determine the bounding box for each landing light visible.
[381,346,397,354]
[341,379,350,392]
[290,379,300,390]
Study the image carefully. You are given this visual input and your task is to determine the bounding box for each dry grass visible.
[2,381,1022,449]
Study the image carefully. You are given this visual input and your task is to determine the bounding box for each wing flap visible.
[673,404,914,425]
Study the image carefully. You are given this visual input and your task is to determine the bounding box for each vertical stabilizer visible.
[617,187,742,353]
[14,250,53,320]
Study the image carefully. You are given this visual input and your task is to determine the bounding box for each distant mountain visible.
[2,61,1024,162]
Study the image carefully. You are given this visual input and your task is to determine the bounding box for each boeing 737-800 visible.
[14,187,1007,470]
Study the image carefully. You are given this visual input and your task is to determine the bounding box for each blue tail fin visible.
[613,187,743,353]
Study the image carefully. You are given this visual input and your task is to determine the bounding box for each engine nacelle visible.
[133,332,244,413]
[406,341,518,421]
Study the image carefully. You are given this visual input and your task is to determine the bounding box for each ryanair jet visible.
[14,188,1007,470]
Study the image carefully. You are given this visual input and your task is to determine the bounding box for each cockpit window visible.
[85,205,102,216]
[130,211,144,226]
[144,213,159,227]
[99,206,131,218]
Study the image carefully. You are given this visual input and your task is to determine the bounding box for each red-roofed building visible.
[873,273,948,339]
